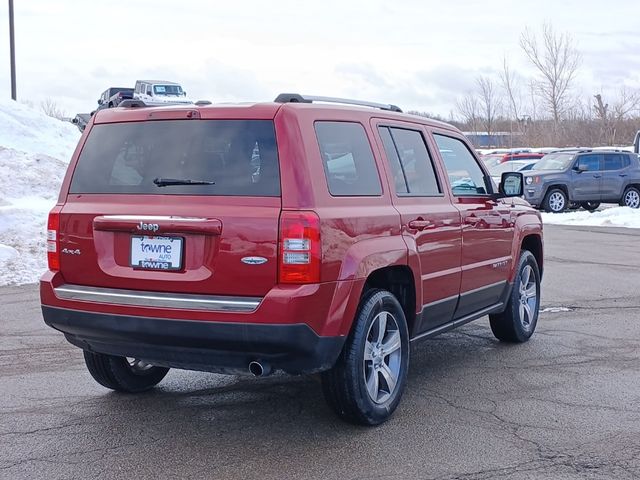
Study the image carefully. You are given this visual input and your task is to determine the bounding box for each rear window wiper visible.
[153,178,215,187]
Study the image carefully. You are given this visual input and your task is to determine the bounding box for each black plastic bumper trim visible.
[42,306,345,375]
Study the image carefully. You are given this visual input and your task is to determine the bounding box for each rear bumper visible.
[42,306,345,375]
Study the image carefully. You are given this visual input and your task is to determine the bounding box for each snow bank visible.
[542,207,640,229]
[0,100,80,286]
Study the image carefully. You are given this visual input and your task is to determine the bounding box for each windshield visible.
[153,84,183,96]
[481,154,505,169]
[489,161,531,175]
[70,120,280,196]
[532,153,575,171]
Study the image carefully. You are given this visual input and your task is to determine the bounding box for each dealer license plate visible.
[130,236,183,270]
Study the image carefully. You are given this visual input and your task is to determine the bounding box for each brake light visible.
[278,211,321,284]
[47,207,62,271]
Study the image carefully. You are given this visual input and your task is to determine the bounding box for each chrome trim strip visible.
[54,284,261,312]
[99,215,208,222]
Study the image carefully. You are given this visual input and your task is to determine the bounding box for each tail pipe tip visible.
[249,361,272,377]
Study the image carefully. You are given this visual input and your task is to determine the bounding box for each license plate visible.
[130,236,183,270]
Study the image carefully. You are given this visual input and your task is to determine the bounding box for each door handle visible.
[408,218,434,231]
[619,173,628,177]
[593,174,601,178]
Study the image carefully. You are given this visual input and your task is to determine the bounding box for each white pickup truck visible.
[133,80,193,106]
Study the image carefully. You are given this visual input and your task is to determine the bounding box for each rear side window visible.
[315,122,382,196]
[378,126,440,195]
[434,134,490,195]
[603,154,627,170]
[70,120,280,196]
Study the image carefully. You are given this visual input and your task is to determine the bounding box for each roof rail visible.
[274,93,402,113]
[118,100,147,108]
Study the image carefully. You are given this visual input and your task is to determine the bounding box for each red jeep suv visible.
[41,94,543,425]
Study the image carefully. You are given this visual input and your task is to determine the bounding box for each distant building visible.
[462,131,523,148]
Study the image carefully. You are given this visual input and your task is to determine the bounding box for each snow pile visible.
[542,207,640,229]
[0,100,80,286]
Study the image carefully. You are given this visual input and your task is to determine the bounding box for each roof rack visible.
[274,93,402,113]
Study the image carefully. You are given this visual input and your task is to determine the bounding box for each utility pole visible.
[8,0,16,100]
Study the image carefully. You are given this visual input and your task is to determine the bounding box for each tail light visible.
[278,211,321,284]
[47,206,62,271]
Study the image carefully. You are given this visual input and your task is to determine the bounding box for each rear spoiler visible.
[634,130,640,154]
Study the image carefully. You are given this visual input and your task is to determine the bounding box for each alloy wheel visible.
[363,311,402,404]
[518,265,537,331]
[624,190,640,208]
[549,192,565,212]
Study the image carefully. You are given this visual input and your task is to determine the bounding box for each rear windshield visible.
[70,120,280,196]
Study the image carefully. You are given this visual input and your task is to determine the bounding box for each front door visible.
[572,153,602,201]
[431,131,514,319]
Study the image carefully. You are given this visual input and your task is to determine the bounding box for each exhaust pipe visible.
[248,361,272,377]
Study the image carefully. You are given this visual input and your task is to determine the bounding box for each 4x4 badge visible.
[241,256,268,265]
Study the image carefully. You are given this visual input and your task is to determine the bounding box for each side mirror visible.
[183,91,187,96]
[97,99,103,105]
[573,164,588,172]
[498,172,523,198]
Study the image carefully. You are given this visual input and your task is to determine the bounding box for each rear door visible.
[374,121,462,333]
[58,116,281,297]
[431,131,514,319]
[600,153,630,200]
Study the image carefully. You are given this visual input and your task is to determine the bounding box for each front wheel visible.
[321,289,409,425]
[543,188,568,213]
[581,201,600,212]
[620,187,640,208]
[83,351,169,393]
[489,250,541,343]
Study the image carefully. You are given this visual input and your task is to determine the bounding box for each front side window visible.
[378,126,440,196]
[315,122,382,196]
[433,134,489,195]
[576,154,601,171]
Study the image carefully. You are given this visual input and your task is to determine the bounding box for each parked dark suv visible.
[524,150,640,212]
[41,94,543,425]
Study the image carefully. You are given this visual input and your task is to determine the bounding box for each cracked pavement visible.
[1,224,639,479]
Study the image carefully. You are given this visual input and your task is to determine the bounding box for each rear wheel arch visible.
[361,266,417,337]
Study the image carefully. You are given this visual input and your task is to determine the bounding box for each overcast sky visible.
[0,0,638,117]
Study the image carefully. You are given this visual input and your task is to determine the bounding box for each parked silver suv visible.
[523,150,640,212]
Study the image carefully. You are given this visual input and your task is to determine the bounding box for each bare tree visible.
[520,23,581,126]
[455,93,480,136]
[499,56,521,122]
[593,88,640,145]
[477,75,500,146]
[40,98,67,120]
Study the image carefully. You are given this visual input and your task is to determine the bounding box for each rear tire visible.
[580,201,600,212]
[543,188,567,213]
[489,250,541,343]
[83,351,169,393]
[321,289,409,426]
[620,187,640,208]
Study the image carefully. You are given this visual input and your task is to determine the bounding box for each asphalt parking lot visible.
[1,224,639,480]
